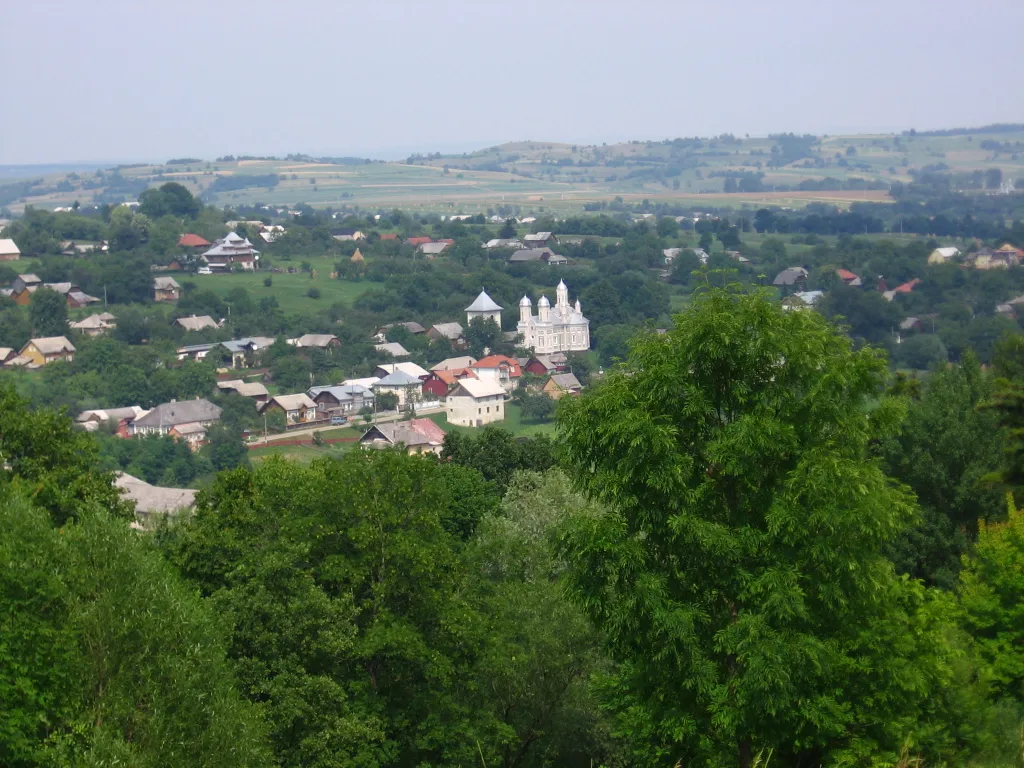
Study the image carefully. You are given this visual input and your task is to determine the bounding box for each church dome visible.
[538,295,550,307]
[519,295,532,307]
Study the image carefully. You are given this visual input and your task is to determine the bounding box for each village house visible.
[11,273,41,296]
[0,348,17,366]
[542,372,582,400]
[69,313,116,337]
[115,472,197,519]
[469,354,522,394]
[375,342,410,358]
[446,378,507,427]
[259,394,319,425]
[883,278,922,301]
[522,232,557,248]
[517,280,590,354]
[377,321,426,339]
[216,379,270,405]
[202,231,260,271]
[175,314,219,332]
[19,336,76,366]
[0,238,21,261]
[484,238,524,250]
[307,383,372,414]
[421,367,476,400]
[219,337,275,368]
[359,418,447,455]
[524,352,568,376]
[292,333,340,349]
[405,236,432,247]
[75,406,149,434]
[260,225,285,243]
[782,290,824,310]
[836,269,862,287]
[153,276,181,301]
[509,248,568,265]
[426,322,464,344]
[928,246,960,265]
[773,266,809,289]
[132,398,222,437]
[331,229,366,242]
[418,241,450,257]
[373,369,424,409]
[168,421,210,450]
[60,240,104,256]
[663,247,682,264]
[970,244,1022,270]
[431,356,477,371]
[12,276,100,308]
[374,361,430,379]
[177,233,211,250]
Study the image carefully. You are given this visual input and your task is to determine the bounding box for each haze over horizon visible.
[2,0,1022,165]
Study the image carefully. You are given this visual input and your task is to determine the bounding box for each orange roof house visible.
[178,233,211,248]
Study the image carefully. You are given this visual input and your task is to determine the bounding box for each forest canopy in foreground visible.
[2,286,1024,767]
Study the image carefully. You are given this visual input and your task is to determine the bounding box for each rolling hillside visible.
[3,126,1022,216]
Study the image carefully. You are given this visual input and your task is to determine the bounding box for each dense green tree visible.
[958,497,1024,702]
[466,470,627,768]
[28,287,68,337]
[441,427,557,492]
[464,315,507,358]
[595,323,636,367]
[668,248,703,286]
[579,280,625,327]
[882,355,1005,587]
[0,491,271,767]
[514,389,555,422]
[139,181,202,219]
[555,287,959,765]
[163,454,494,767]
[0,385,132,525]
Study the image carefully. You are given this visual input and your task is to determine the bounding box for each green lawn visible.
[423,401,557,438]
[188,255,383,314]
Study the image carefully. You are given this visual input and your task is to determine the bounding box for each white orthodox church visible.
[518,280,590,353]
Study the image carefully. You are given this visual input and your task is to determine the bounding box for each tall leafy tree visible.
[958,496,1024,703]
[28,287,68,338]
[164,453,502,767]
[882,354,1005,587]
[0,491,271,767]
[554,286,956,765]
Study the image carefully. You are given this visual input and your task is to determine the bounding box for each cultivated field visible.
[5,128,1022,215]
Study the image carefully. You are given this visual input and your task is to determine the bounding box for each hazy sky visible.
[2,0,1022,164]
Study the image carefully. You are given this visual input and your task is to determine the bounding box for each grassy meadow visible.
[188,254,382,314]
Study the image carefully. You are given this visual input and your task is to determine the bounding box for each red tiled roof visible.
[178,233,211,247]
[406,417,447,444]
[471,355,522,377]
[893,278,921,294]
[379,233,399,240]
[436,239,455,245]
[430,368,476,386]
[836,268,859,281]
[406,237,432,246]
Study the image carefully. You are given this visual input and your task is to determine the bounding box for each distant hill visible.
[2,126,1022,215]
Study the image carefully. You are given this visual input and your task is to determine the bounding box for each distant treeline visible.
[903,123,1024,137]
[203,174,281,195]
